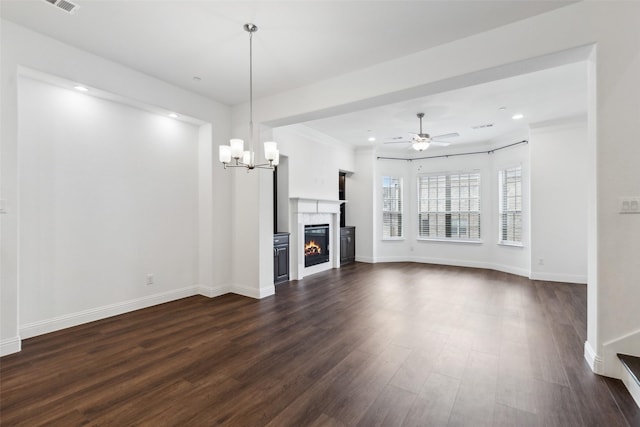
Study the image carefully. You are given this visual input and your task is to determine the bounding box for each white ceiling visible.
[301,61,588,150]
[1,0,575,106]
[2,1,586,150]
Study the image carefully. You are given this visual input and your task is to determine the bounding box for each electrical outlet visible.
[538,258,544,266]
[619,196,640,214]
[146,274,154,286]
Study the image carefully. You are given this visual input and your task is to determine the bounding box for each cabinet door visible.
[274,245,289,282]
[346,233,355,260]
[340,235,348,262]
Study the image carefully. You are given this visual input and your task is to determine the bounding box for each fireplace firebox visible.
[304,224,330,267]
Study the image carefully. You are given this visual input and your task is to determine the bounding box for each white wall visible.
[18,77,199,333]
[373,136,531,278]
[1,20,232,355]
[273,124,355,201]
[234,2,640,376]
[529,117,588,283]
[489,137,531,277]
[351,148,375,262]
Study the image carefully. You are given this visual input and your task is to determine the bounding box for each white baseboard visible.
[355,256,374,263]
[20,286,199,339]
[0,336,22,357]
[488,263,530,278]
[412,256,491,270]
[367,256,532,279]
[584,340,604,374]
[602,329,640,378]
[230,284,275,299]
[620,359,640,408]
[529,271,587,284]
[196,284,230,298]
[8,282,268,355]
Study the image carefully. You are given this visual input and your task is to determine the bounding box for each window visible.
[498,166,522,244]
[417,171,481,240]
[382,176,403,239]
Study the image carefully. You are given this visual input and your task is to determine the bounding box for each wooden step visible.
[618,353,640,409]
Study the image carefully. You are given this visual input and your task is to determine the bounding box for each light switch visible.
[619,196,640,214]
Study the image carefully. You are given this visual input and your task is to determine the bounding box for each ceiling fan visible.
[384,113,459,151]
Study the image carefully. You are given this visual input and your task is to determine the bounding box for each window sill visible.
[498,241,524,248]
[416,238,483,244]
[382,237,405,241]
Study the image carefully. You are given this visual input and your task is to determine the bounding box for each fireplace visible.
[304,224,330,267]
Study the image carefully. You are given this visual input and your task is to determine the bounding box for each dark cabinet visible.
[340,227,356,265]
[339,172,346,228]
[274,233,290,284]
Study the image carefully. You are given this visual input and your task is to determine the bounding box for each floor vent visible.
[43,0,79,14]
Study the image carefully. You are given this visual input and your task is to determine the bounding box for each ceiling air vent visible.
[44,0,79,14]
[471,123,494,130]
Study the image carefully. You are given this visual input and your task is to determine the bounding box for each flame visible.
[305,239,322,256]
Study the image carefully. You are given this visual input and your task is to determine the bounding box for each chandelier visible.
[219,23,279,170]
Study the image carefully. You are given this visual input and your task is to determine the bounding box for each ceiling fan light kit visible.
[383,112,457,151]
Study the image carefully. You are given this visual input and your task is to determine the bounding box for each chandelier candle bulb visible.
[219,145,232,164]
[230,139,244,159]
[242,150,253,166]
[264,141,278,161]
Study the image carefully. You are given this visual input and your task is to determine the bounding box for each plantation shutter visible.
[382,176,403,238]
[417,171,481,240]
[498,166,522,244]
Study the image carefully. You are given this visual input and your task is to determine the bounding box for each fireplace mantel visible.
[290,198,343,214]
[289,198,342,280]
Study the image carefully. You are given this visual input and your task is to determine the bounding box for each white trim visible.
[602,329,640,378]
[377,256,491,271]
[620,360,640,408]
[416,238,483,244]
[196,284,230,298]
[497,241,524,248]
[355,256,374,263]
[359,257,529,279]
[529,272,587,284]
[381,237,405,241]
[230,284,275,299]
[20,286,200,339]
[0,336,22,356]
[584,340,604,374]
[487,263,530,278]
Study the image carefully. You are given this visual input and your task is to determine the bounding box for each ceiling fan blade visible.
[432,132,459,140]
[383,140,411,144]
[430,141,451,147]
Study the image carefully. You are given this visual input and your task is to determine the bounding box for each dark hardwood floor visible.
[1,262,638,426]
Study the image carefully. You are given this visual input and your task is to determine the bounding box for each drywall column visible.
[529,117,588,284]
[228,105,275,299]
[351,148,376,262]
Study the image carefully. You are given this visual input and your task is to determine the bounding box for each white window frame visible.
[498,165,523,246]
[417,170,481,242]
[382,176,403,240]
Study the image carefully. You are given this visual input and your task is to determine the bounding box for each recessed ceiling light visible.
[368,136,376,142]
[74,85,88,92]
[168,113,179,119]
[512,113,524,120]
